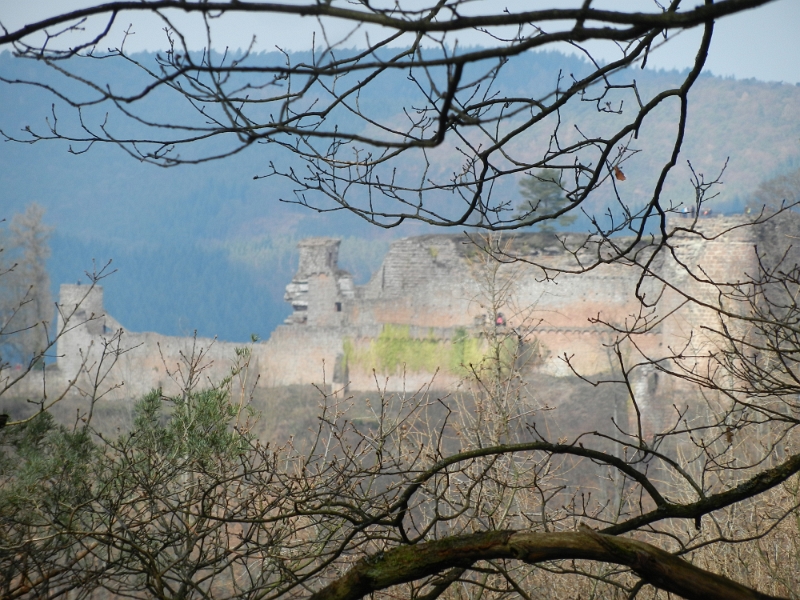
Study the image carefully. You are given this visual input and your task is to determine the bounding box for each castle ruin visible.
[10,214,776,426]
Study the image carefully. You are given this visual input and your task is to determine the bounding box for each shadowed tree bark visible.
[310,530,784,600]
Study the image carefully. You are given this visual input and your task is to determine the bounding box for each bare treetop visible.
[0,0,778,236]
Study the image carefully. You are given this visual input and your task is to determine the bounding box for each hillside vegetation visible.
[1,49,799,341]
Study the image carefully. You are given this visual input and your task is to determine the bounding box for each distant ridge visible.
[1,49,798,340]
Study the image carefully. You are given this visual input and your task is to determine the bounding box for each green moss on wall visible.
[449,327,484,373]
[344,324,485,375]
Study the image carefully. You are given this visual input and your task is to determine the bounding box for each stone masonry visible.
[12,214,782,406]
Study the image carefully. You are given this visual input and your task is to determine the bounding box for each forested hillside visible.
[2,49,799,341]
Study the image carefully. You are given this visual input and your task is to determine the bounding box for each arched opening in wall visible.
[335,302,342,312]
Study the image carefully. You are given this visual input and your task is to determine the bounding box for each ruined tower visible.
[283,238,354,327]
[55,284,122,378]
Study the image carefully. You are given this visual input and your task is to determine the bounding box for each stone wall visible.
[13,213,776,405]
[54,286,252,400]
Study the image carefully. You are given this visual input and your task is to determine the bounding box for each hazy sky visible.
[2,0,799,83]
